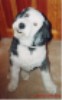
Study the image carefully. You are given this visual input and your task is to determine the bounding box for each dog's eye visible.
[33,23,38,26]
[25,14,29,17]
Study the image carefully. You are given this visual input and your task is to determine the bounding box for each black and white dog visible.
[8,7,57,94]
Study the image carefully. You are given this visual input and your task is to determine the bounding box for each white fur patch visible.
[11,45,46,71]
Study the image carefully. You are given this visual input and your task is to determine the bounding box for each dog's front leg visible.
[8,65,20,92]
[40,58,57,94]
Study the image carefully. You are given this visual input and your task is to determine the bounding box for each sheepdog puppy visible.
[8,7,57,94]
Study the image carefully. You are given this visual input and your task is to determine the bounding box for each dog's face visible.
[13,7,52,46]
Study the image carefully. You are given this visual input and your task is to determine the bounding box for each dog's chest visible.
[10,39,46,71]
[14,44,46,70]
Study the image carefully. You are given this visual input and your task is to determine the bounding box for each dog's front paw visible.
[46,83,57,94]
[8,81,18,92]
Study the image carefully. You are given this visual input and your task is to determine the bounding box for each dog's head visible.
[13,7,52,46]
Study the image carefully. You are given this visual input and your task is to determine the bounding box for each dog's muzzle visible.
[16,23,25,33]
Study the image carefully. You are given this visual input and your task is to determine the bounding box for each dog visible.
[8,7,57,94]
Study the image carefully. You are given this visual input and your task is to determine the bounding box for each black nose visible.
[19,23,25,29]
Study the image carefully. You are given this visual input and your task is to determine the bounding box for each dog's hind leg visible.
[8,65,20,92]
[40,58,57,94]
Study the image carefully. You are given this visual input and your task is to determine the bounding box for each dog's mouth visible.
[16,29,22,34]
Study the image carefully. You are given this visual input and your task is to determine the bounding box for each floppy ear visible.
[33,20,52,46]
[41,20,52,42]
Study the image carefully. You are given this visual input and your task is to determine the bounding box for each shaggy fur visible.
[8,7,57,94]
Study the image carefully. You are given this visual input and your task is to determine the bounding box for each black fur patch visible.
[40,58,49,71]
[10,37,20,55]
[32,27,44,46]
[32,21,52,46]
[15,8,29,19]
[28,47,36,54]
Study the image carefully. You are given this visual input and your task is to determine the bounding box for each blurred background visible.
[0,0,61,39]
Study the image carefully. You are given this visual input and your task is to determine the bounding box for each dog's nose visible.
[19,23,25,29]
